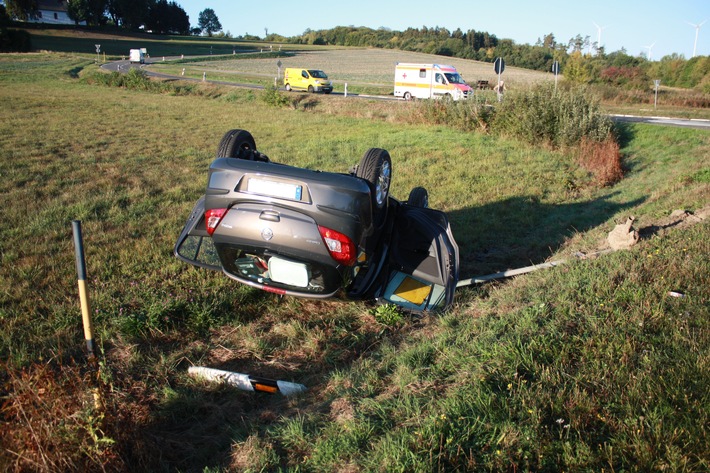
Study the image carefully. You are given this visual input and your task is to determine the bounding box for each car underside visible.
[175,129,459,313]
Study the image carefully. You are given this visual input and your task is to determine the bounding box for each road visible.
[610,114,710,131]
[101,59,710,128]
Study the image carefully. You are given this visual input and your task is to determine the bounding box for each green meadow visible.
[0,48,708,472]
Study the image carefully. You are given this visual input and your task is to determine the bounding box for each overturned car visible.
[174,129,459,313]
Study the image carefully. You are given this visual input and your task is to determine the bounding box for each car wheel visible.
[217,129,256,159]
[407,187,429,208]
[308,85,314,93]
[403,91,412,101]
[285,83,292,91]
[357,148,392,211]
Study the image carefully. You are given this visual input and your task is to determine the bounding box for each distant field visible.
[25,27,552,89]
[150,47,554,89]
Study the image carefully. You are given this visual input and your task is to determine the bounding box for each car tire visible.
[285,83,292,91]
[407,187,429,208]
[308,85,314,93]
[357,148,392,213]
[217,129,256,159]
[403,91,412,101]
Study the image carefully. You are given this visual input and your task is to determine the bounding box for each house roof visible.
[36,0,67,12]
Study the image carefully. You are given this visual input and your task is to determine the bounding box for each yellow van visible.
[284,68,333,94]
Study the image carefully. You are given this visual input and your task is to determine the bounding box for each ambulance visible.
[394,63,473,101]
[284,68,333,94]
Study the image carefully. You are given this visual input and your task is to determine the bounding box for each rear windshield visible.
[308,70,328,79]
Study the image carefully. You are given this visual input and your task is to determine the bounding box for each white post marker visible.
[188,366,307,396]
[552,61,560,92]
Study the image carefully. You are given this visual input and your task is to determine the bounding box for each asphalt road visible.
[610,114,710,130]
[101,59,710,128]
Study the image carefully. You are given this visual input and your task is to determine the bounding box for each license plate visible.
[247,178,302,200]
[268,257,309,287]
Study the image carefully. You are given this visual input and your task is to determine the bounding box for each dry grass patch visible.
[578,136,624,186]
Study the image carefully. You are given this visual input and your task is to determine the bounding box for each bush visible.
[261,84,290,107]
[83,69,151,89]
[0,28,31,52]
[413,96,495,132]
[83,68,195,95]
[492,83,613,148]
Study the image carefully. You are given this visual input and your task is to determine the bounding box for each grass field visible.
[0,44,709,472]
[24,27,710,118]
[148,47,553,96]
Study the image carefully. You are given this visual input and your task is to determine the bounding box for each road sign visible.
[494,57,505,74]
[552,61,560,74]
[95,44,100,53]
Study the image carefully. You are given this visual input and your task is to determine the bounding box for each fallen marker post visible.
[188,366,306,396]
[72,220,96,359]
[72,220,103,410]
[456,249,614,288]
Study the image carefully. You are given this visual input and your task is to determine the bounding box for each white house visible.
[26,0,85,26]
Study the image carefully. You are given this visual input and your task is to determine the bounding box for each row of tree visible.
[3,0,223,36]
[287,26,709,90]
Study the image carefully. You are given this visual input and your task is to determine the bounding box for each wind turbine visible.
[593,21,608,55]
[687,20,707,58]
[644,42,656,60]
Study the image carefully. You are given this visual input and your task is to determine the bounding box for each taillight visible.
[205,208,227,236]
[318,226,356,266]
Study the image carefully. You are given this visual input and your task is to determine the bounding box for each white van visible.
[394,63,473,101]
[129,49,145,64]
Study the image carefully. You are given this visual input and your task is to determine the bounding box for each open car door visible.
[174,196,222,272]
[378,205,459,313]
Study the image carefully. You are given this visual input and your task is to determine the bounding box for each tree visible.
[568,34,590,54]
[66,0,107,25]
[146,0,189,35]
[0,4,10,25]
[198,8,221,37]
[4,0,37,21]
[564,51,593,84]
[540,33,556,49]
[107,0,150,29]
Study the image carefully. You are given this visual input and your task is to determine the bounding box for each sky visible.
[177,0,710,60]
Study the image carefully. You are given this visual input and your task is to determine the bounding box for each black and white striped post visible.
[72,220,96,359]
